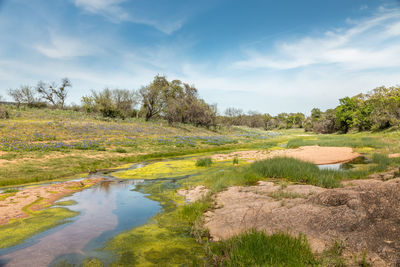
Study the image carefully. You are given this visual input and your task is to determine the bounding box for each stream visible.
[0,166,164,267]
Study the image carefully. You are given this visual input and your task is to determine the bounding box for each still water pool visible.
[0,179,161,267]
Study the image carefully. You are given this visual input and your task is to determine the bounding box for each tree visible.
[82,88,139,118]
[139,75,169,121]
[8,85,38,107]
[37,78,71,108]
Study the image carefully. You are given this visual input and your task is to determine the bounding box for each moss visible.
[0,206,79,249]
[114,159,204,179]
[104,179,208,266]
[56,200,78,206]
[0,191,17,201]
[81,258,104,267]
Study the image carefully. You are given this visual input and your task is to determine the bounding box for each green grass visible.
[287,135,386,149]
[195,157,212,167]
[209,230,319,266]
[203,154,397,192]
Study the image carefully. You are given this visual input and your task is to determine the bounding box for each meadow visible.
[1,105,400,266]
[0,106,279,186]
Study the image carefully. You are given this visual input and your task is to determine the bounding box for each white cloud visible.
[72,0,183,34]
[35,34,94,59]
[232,9,400,71]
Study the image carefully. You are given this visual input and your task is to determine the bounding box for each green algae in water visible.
[104,179,208,266]
[0,207,79,249]
[114,158,233,180]
[56,200,78,206]
[114,159,201,179]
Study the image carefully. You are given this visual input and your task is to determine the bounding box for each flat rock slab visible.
[211,146,360,165]
[204,178,400,266]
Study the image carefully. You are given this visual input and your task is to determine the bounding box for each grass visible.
[0,105,284,186]
[203,153,397,192]
[195,157,212,167]
[287,135,386,149]
[209,230,319,266]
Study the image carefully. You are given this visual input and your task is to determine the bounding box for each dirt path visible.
[211,146,360,164]
[0,178,103,225]
[200,178,400,266]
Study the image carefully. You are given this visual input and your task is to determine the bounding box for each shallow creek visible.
[0,166,164,267]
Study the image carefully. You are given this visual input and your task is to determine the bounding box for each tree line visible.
[3,77,400,133]
[5,75,217,128]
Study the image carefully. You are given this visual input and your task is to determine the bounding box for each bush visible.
[195,157,212,167]
[233,157,239,165]
[0,106,10,119]
[115,148,127,153]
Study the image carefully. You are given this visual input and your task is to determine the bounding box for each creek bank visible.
[0,178,103,225]
[198,178,400,266]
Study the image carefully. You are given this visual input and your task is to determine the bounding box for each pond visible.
[0,177,161,266]
[317,156,369,171]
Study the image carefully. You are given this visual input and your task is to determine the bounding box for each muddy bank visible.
[202,178,400,266]
[0,178,103,225]
[211,146,360,164]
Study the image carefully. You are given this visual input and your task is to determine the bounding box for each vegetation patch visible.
[287,135,385,149]
[104,180,209,266]
[0,205,78,249]
[195,157,212,167]
[55,200,77,206]
[209,230,319,266]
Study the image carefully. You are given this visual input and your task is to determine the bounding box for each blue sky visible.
[1,0,400,115]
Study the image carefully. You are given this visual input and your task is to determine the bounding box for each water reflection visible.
[0,180,161,267]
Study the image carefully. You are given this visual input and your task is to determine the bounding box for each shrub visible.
[195,157,212,167]
[115,148,127,153]
[0,106,10,119]
[233,157,239,165]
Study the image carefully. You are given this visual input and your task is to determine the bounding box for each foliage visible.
[209,230,319,266]
[195,157,212,167]
[82,88,139,118]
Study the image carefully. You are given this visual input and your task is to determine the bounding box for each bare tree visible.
[8,85,37,107]
[37,78,71,108]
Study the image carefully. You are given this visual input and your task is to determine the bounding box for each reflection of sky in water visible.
[0,180,161,267]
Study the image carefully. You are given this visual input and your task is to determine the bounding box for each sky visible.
[0,0,400,115]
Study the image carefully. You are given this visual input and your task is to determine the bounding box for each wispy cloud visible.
[232,9,400,70]
[35,34,95,59]
[72,0,184,34]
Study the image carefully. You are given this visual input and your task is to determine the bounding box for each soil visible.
[202,178,400,266]
[211,146,360,164]
[0,178,103,225]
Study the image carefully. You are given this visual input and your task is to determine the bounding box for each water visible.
[317,156,369,170]
[0,179,161,267]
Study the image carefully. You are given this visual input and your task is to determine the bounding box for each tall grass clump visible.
[287,136,385,149]
[196,157,212,167]
[251,157,342,188]
[209,230,319,266]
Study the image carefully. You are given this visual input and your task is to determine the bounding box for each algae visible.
[56,200,78,206]
[0,206,79,249]
[104,178,208,266]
